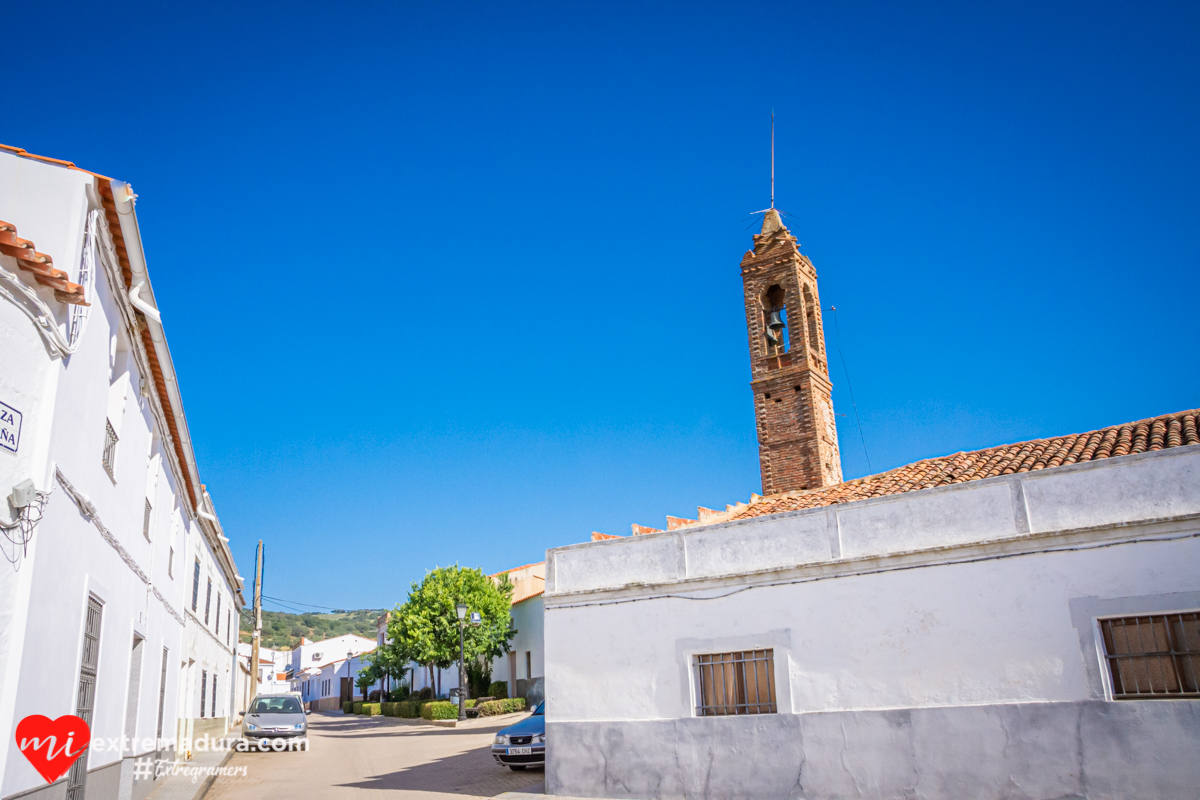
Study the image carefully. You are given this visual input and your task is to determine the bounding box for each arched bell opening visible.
[761,284,789,355]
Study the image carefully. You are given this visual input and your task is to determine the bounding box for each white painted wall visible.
[543,445,1200,797]
[0,151,244,799]
[547,536,1200,722]
[490,594,544,695]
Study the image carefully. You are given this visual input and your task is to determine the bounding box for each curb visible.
[195,748,235,800]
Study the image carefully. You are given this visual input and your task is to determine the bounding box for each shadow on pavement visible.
[336,745,544,796]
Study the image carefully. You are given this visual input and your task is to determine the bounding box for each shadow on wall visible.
[515,677,544,706]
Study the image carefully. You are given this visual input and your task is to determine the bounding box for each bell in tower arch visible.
[762,284,788,351]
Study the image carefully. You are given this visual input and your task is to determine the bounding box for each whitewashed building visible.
[235,644,290,704]
[0,145,243,800]
[488,562,545,703]
[544,411,1200,799]
[287,634,374,705]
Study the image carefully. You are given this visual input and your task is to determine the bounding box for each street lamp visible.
[455,603,468,721]
[346,650,354,703]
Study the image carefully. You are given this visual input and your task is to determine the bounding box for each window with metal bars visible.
[191,560,200,611]
[67,596,103,800]
[1100,612,1200,698]
[204,578,212,625]
[102,419,119,480]
[143,499,153,541]
[212,673,218,718]
[693,649,776,716]
[216,594,221,636]
[200,669,208,718]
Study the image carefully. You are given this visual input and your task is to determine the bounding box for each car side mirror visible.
[305,709,311,715]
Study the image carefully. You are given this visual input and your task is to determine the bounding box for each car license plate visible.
[507,747,532,755]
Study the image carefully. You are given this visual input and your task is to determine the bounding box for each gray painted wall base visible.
[546,700,1200,800]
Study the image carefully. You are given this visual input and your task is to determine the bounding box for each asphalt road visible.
[205,712,544,800]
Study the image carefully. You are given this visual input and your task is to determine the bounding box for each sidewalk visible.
[143,742,235,800]
[494,787,611,800]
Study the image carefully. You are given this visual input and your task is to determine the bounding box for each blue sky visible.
[9,1,1198,612]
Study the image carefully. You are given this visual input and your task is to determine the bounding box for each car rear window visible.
[249,696,303,714]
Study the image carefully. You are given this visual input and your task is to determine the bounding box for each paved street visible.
[206,712,544,800]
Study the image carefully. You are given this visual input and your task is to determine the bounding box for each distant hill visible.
[240,608,387,650]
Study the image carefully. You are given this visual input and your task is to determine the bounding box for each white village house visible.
[487,561,545,704]
[0,145,244,800]
[287,633,375,708]
[542,211,1200,799]
[235,644,289,710]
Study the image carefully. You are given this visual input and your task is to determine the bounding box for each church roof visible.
[718,409,1199,524]
[600,409,1199,538]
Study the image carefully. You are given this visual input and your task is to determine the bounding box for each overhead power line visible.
[829,306,873,473]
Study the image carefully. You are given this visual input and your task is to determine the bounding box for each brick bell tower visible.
[740,208,843,494]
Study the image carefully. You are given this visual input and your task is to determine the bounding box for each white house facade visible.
[287,634,375,706]
[489,562,545,703]
[543,413,1200,799]
[0,145,243,800]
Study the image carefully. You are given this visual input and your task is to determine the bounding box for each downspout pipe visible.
[110,179,244,608]
[128,282,161,323]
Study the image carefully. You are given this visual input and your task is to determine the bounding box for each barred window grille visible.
[102,420,118,480]
[200,669,208,718]
[212,674,218,718]
[216,594,221,636]
[1101,613,1200,698]
[204,579,212,625]
[694,649,776,716]
[67,597,103,800]
[191,560,200,611]
[143,499,153,541]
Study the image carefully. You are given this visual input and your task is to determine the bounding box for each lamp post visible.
[455,603,468,721]
[346,650,353,703]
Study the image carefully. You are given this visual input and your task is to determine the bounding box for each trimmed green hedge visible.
[342,701,354,714]
[352,701,364,714]
[361,703,382,716]
[390,700,421,718]
[476,698,526,717]
[420,701,458,721]
[381,702,400,717]
[487,681,509,699]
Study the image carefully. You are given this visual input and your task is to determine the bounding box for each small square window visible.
[693,649,776,716]
[1100,613,1200,698]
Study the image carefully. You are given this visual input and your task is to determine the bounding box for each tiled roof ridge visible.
[0,143,114,181]
[603,408,1200,539]
[714,408,1200,524]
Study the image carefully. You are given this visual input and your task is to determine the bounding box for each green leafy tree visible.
[388,565,516,697]
[355,663,377,700]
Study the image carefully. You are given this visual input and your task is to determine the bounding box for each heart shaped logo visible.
[15,715,91,785]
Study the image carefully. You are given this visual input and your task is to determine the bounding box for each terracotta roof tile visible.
[0,218,88,305]
[699,409,1199,527]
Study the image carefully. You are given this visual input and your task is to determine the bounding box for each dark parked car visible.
[491,701,544,770]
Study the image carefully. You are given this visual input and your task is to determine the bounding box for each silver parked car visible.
[492,701,545,770]
[242,694,308,743]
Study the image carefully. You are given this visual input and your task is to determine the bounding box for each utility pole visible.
[249,540,263,699]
